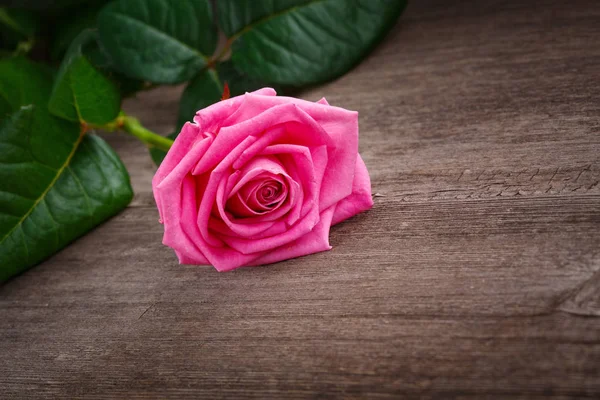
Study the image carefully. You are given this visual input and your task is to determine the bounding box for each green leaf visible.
[177,68,222,130]
[0,8,38,38]
[148,64,222,165]
[0,57,76,169]
[178,61,271,129]
[218,60,280,98]
[148,61,271,167]
[149,67,222,166]
[0,95,10,119]
[98,0,217,84]
[50,1,144,97]
[84,39,146,98]
[50,3,102,60]
[218,0,313,37]
[0,107,133,282]
[0,57,133,281]
[220,0,408,86]
[49,29,121,125]
[0,56,54,117]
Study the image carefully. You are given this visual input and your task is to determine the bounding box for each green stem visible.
[88,113,173,152]
[210,38,233,65]
[121,116,173,152]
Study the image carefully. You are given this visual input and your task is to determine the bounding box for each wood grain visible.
[1,0,599,398]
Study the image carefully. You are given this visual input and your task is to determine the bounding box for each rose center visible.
[225,174,289,218]
[258,181,282,206]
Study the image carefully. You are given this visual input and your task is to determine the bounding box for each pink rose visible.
[152,88,373,271]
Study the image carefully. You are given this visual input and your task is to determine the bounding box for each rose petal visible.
[216,156,298,230]
[260,144,328,222]
[229,155,287,196]
[152,122,202,215]
[153,131,214,257]
[193,88,277,133]
[244,179,287,212]
[223,92,359,211]
[219,202,320,255]
[196,135,258,247]
[215,150,321,254]
[332,154,374,225]
[212,179,300,239]
[156,87,277,191]
[193,104,333,254]
[212,176,276,237]
[235,158,288,213]
[198,243,265,272]
[232,125,287,170]
[169,174,211,265]
[250,205,336,266]
[193,102,334,176]
[175,249,209,265]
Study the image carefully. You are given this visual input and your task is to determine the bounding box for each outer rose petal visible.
[175,248,209,266]
[193,88,277,133]
[154,88,276,192]
[193,101,334,176]
[226,92,359,212]
[332,154,374,225]
[153,125,214,264]
[250,205,336,266]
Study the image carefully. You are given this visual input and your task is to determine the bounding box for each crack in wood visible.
[556,252,600,317]
[575,164,592,182]
[138,303,156,320]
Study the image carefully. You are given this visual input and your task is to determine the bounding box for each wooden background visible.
[2,0,599,398]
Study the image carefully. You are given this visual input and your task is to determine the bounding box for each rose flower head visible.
[152,88,373,271]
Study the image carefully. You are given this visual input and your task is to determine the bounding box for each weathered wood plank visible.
[1,0,600,398]
[2,196,598,314]
[2,313,600,398]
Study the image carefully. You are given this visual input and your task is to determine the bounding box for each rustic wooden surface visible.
[2,0,600,398]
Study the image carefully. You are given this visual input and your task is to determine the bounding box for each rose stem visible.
[120,115,174,152]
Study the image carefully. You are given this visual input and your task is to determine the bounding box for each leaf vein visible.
[253,28,317,66]
[0,132,84,248]
[81,137,115,207]
[230,0,328,40]
[19,226,29,264]
[67,165,94,215]
[110,12,209,61]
